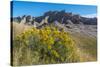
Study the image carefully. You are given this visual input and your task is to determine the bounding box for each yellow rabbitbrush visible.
[13,26,80,66]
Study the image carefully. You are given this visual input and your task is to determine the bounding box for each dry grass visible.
[70,32,97,62]
[12,22,33,38]
[11,22,97,65]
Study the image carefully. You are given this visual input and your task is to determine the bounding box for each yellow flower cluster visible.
[14,26,78,64]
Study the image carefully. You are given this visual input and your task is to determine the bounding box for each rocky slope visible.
[12,10,97,25]
[12,10,97,62]
[12,10,97,38]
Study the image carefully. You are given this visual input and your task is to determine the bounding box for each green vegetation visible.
[12,23,97,66]
[71,33,97,61]
[12,26,80,66]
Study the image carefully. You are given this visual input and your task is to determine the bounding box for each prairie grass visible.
[12,22,97,66]
[12,22,33,39]
[71,33,97,61]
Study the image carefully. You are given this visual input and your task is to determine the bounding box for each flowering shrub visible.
[13,26,79,65]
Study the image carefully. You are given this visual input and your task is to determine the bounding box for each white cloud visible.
[82,13,97,18]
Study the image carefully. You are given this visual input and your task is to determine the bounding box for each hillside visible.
[11,10,97,66]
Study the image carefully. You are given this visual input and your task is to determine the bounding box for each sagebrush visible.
[12,26,80,66]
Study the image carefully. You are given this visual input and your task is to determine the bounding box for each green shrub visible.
[12,26,79,66]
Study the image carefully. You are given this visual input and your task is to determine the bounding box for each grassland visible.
[70,33,97,61]
[11,22,97,66]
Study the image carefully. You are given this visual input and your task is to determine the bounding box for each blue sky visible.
[11,1,97,17]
